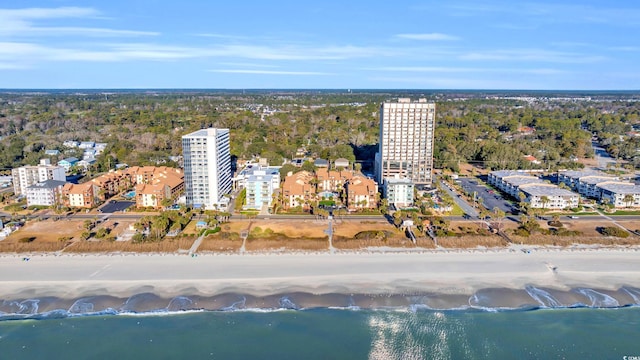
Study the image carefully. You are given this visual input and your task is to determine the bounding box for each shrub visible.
[599,226,629,238]
[19,237,36,243]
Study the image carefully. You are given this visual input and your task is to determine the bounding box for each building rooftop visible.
[314,158,329,167]
[578,176,619,185]
[385,177,413,185]
[489,170,530,179]
[503,176,544,187]
[27,179,67,190]
[519,184,578,197]
[597,182,640,194]
[183,128,228,138]
[559,170,604,179]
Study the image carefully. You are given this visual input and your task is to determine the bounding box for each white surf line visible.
[89,263,112,278]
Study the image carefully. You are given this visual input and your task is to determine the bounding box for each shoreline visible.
[2,245,640,301]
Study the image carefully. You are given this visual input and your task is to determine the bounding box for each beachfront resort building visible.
[316,168,355,193]
[25,179,67,207]
[345,175,378,211]
[518,183,579,209]
[90,170,131,199]
[488,170,580,209]
[597,183,640,208]
[557,170,640,207]
[182,128,232,209]
[12,159,66,196]
[383,177,414,208]
[487,170,544,198]
[281,171,316,210]
[375,98,436,186]
[244,172,278,211]
[62,182,100,208]
[134,168,184,209]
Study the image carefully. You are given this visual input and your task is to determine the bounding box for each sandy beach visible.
[2,247,640,303]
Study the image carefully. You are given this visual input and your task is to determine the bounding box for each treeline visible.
[1,92,640,172]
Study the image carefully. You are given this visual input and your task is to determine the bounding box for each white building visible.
[375,98,435,186]
[597,182,640,208]
[182,128,232,209]
[25,179,66,207]
[519,184,579,209]
[558,170,618,198]
[234,165,280,190]
[383,177,414,208]
[488,170,543,197]
[12,160,66,196]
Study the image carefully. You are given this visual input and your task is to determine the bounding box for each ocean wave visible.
[1,286,639,321]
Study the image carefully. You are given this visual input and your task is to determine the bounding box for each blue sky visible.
[1,0,639,89]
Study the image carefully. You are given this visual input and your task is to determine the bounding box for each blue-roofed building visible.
[314,158,329,168]
[58,157,79,172]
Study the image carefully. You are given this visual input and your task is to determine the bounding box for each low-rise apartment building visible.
[597,182,640,208]
[62,182,100,208]
[489,170,580,209]
[383,177,414,208]
[345,176,378,210]
[519,183,580,209]
[316,168,354,193]
[282,171,315,210]
[90,171,131,199]
[25,180,67,207]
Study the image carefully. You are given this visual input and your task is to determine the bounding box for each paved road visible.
[439,180,479,218]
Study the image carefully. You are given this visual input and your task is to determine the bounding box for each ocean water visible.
[1,307,639,359]
[1,289,640,359]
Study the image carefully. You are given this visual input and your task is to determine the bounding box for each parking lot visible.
[98,200,135,213]
[458,177,513,214]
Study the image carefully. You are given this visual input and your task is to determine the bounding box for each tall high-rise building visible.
[375,98,436,186]
[182,128,232,209]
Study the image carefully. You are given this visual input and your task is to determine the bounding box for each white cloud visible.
[208,69,331,75]
[609,46,640,52]
[0,6,157,38]
[444,2,640,26]
[0,7,98,20]
[368,66,566,75]
[459,49,606,63]
[396,33,460,41]
[20,27,159,37]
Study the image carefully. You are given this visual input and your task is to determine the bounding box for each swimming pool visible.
[124,191,136,199]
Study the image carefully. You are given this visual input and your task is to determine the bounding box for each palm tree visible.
[493,207,506,231]
[623,194,635,208]
[540,196,550,210]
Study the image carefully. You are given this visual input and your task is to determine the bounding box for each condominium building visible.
[345,176,378,211]
[383,177,415,208]
[62,182,100,208]
[375,98,435,186]
[182,128,232,209]
[12,160,66,196]
[244,173,277,211]
[25,179,67,207]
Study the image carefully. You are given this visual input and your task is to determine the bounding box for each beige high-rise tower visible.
[375,98,435,186]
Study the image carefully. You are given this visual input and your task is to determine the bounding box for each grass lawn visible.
[609,210,640,216]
